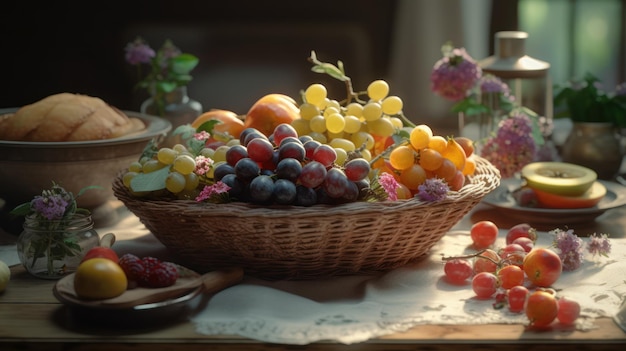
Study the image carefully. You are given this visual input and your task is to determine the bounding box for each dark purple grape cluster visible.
[215,123,372,206]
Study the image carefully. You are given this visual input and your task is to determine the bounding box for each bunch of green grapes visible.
[290,80,405,166]
[123,143,214,198]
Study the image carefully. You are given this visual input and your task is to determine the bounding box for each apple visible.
[244,94,300,137]
[532,181,606,209]
[523,248,562,287]
[81,233,118,263]
[74,258,127,300]
[521,162,597,196]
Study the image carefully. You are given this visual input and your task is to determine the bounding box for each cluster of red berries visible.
[118,253,179,288]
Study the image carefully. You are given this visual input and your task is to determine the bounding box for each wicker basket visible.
[113,156,500,280]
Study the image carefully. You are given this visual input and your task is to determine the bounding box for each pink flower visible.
[194,155,214,176]
[431,47,482,102]
[195,181,231,203]
[587,233,611,258]
[194,131,211,141]
[124,37,155,65]
[378,172,399,201]
[551,228,584,271]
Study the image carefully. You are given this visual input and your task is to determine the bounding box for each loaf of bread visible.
[0,93,146,141]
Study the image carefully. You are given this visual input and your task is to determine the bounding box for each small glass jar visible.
[141,86,203,127]
[16,213,100,279]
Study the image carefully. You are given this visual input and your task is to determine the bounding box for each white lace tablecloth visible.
[4,201,621,345]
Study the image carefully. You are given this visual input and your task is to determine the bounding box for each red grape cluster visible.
[214,123,372,206]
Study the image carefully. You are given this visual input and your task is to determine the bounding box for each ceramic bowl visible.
[0,109,171,215]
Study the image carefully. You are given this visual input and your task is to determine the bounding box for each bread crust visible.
[0,93,146,141]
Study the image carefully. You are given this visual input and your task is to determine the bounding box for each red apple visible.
[81,233,118,263]
[523,248,562,287]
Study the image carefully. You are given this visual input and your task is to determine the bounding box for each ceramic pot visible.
[560,122,622,180]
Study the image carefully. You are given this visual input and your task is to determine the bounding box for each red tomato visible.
[470,221,499,249]
[557,296,581,325]
[507,285,529,313]
[497,264,525,289]
[523,248,563,287]
[473,249,501,274]
[472,272,498,299]
[506,223,537,245]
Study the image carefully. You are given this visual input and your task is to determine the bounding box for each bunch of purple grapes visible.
[213,123,372,206]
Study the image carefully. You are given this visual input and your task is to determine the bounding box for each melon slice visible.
[533,181,606,209]
[521,162,597,196]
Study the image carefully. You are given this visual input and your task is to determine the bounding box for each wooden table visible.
[1,203,625,350]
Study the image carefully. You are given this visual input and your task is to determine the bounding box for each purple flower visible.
[417,178,449,202]
[551,228,584,271]
[30,194,69,220]
[587,233,611,258]
[124,37,155,65]
[480,111,537,178]
[479,75,510,95]
[431,47,482,102]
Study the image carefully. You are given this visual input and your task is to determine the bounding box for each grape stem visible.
[441,249,500,265]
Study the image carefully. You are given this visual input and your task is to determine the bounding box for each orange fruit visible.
[526,290,558,327]
[244,94,300,136]
[191,109,245,140]
[74,258,127,300]
[441,137,467,172]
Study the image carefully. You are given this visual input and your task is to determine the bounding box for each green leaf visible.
[171,54,199,74]
[196,120,222,134]
[10,202,32,216]
[130,166,170,192]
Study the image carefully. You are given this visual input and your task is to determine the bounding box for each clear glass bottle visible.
[16,213,100,279]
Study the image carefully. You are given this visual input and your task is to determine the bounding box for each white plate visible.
[482,178,626,225]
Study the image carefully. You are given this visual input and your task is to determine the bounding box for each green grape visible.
[173,154,196,175]
[362,102,382,121]
[226,139,241,146]
[212,145,230,163]
[172,143,188,154]
[291,118,312,136]
[351,131,375,151]
[389,116,404,129]
[165,171,186,193]
[122,171,138,188]
[359,148,372,161]
[325,99,341,111]
[326,130,345,140]
[200,147,215,159]
[345,102,364,118]
[207,161,225,179]
[343,115,362,134]
[308,131,328,144]
[128,161,143,173]
[305,83,327,107]
[367,117,395,137]
[325,112,346,134]
[299,102,320,120]
[381,95,403,115]
[334,147,348,166]
[157,147,178,165]
[329,137,356,151]
[323,106,340,118]
[367,80,389,101]
[142,159,167,173]
[184,172,200,191]
[309,115,327,133]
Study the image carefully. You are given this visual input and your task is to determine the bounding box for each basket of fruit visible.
[113,52,501,280]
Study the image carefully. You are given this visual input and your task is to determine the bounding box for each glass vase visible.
[458,92,505,149]
[140,86,203,129]
[16,213,100,279]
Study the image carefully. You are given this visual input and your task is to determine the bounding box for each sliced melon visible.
[521,162,597,196]
[533,181,606,209]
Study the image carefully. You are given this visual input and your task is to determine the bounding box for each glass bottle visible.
[141,86,203,128]
[16,213,100,279]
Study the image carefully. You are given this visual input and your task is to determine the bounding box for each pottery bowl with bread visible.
[0,93,172,216]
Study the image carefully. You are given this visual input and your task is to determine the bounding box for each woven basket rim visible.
[113,155,501,217]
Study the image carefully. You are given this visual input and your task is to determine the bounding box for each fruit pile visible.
[517,162,606,209]
[443,221,581,328]
[121,52,479,205]
[73,244,178,300]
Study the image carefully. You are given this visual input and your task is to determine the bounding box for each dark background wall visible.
[1,1,397,116]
